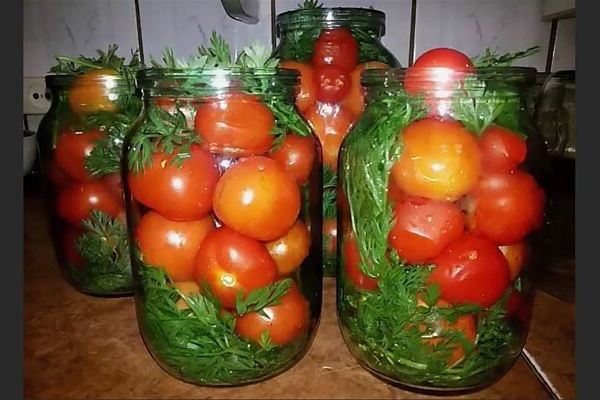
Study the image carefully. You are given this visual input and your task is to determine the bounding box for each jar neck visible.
[276,7,386,38]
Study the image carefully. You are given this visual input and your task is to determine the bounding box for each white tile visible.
[551,17,575,71]
[23,0,139,77]
[414,0,552,70]
[273,0,412,66]
[25,114,44,133]
[139,0,272,62]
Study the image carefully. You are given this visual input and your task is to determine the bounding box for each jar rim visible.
[276,7,386,36]
[45,73,134,89]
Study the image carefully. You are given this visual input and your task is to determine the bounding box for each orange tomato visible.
[136,211,214,282]
[54,129,105,182]
[303,104,354,171]
[417,298,477,367]
[235,282,310,345]
[266,220,310,275]
[194,93,275,156]
[391,118,481,201]
[280,60,316,112]
[213,156,301,241]
[343,61,389,116]
[270,133,317,185]
[499,242,529,281]
[68,68,120,114]
[173,281,201,310]
[194,227,278,308]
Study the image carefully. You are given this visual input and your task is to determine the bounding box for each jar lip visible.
[361,66,538,86]
[137,67,299,80]
[276,7,386,36]
[44,73,133,89]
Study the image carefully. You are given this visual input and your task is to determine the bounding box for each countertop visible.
[24,183,575,399]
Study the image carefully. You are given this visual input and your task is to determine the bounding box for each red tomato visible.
[173,280,201,310]
[270,133,316,185]
[343,61,390,116]
[418,298,477,367]
[62,227,85,268]
[387,177,406,205]
[343,237,378,291]
[313,65,352,103]
[469,172,545,245]
[235,282,310,345]
[506,290,531,324]
[213,156,301,241]
[312,28,359,72]
[57,182,123,225]
[68,68,119,114]
[54,129,105,182]
[479,125,527,173]
[303,103,354,171]
[404,48,474,96]
[100,173,123,200]
[323,218,338,254]
[280,61,316,112]
[499,242,528,281]
[128,145,219,221]
[194,227,278,308]
[46,158,72,188]
[388,197,465,263]
[194,93,275,156]
[390,118,481,201]
[265,220,310,276]
[136,211,214,282]
[429,233,510,308]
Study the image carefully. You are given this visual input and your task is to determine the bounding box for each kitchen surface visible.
[23,0,576,398]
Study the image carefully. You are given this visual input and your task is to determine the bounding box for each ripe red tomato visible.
[343,61,390,116]
[265,220,310,276]
[136,211,214,282]
[62,227,85,268]
[387,177,406,205]
[404,48,474,95]
[270,133,316,185]
[57,182,123,225]
[235,282,309,345]
[390,118,481,201]
[54,129,105,182]
[479,125,527,173]
[128,145,220,221]
[323,218,338,254]
[429,233,510,308]
[506,290,531,325]
[418,298,477,367]
[279,61,316,112]
[469,171,545,245]
[499,242,528,281]
[388,197,465,263]
[68,68,119,114]
[313,65,352,103]
[312,28,359,72]
[46,158,72,188]
[194,93,275,157]
[303,103,354,171]
[194,227,278,308]
[342,237,378,291]
[213,156,301,241]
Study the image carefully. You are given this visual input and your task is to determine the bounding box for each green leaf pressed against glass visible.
[138,266,307,384]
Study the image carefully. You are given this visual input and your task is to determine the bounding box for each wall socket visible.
[23,77,51,115]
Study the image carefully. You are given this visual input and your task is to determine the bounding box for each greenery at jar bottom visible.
[137,265,309,385]
[68,210,132,295]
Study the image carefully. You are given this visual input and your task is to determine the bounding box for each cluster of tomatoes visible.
[342,48,545,366]
[131,93,317,346]
[46,69,128,270]
[280,27,389,265]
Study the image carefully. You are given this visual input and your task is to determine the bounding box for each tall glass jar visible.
[337,67,546,391]
[124,68,322,386]
[37,72,141,296]
[275,6,400,276]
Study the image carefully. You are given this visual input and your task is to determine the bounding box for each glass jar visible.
[337,67,546,392]
[37,72,141,296]
[533,70,575,303]
[275,6,400,276]
[124,68,322,386]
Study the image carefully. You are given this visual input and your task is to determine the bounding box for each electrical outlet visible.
[23,77,51,114]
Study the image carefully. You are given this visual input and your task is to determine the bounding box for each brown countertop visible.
[24,186,574,399]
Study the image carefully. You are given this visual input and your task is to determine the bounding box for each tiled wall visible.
[23,0,576,130]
